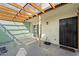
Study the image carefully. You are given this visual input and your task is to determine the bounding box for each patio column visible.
[38,15,42,47]
[77,9,79,49]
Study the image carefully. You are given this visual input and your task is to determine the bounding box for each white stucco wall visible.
[41,14,77,45]
[27,4,79,45]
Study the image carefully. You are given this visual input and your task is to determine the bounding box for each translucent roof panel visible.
[25,4,41,14]
[0,3,20,11]
[0,3,61,22]
[21,10,33,16]
[17,3,27,6]
[41,3,60,10]
[41,3,51,10]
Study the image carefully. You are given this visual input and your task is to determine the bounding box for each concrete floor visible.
[1,40,79,56]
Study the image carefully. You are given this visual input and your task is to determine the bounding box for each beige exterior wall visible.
[27,4,79,45]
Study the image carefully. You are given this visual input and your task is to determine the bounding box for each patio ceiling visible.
[0,3,67,22]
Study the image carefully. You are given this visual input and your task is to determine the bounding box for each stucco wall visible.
[27,4,79,45]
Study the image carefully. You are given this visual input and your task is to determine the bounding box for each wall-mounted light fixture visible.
[46,21,48,25]
[75,8,79,15]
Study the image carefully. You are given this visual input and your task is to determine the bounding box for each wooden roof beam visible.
[0,10,29,19]
[29,3,67,20]
[30,3,45,13]
[0,5,18,13]
[49,3,56,9]
[9,3,38,16]
[0,14,26,21]
[0,13,25,20]
[0,16,24,22]
[0,5,31,18]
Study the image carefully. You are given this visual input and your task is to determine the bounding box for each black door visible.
[59,16,78,48]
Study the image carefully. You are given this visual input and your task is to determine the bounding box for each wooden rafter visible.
[49,3,55,9]
[0,5,19,13]
[0,3,67,22]
[9,3,29,23]
[0,14,25,21]
[0,16,24,22]
[0,5,31,18]
[9,3,37,16]
[0,10,29,19]
[0,18,24,22]
[29,3,67,20]
[30,3,45,13]
[0,17,24,22]
[0,16,21,21]
[0,13,26,20]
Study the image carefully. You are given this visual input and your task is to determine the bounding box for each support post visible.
[38,15,42,47]
[77,8,79,49]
